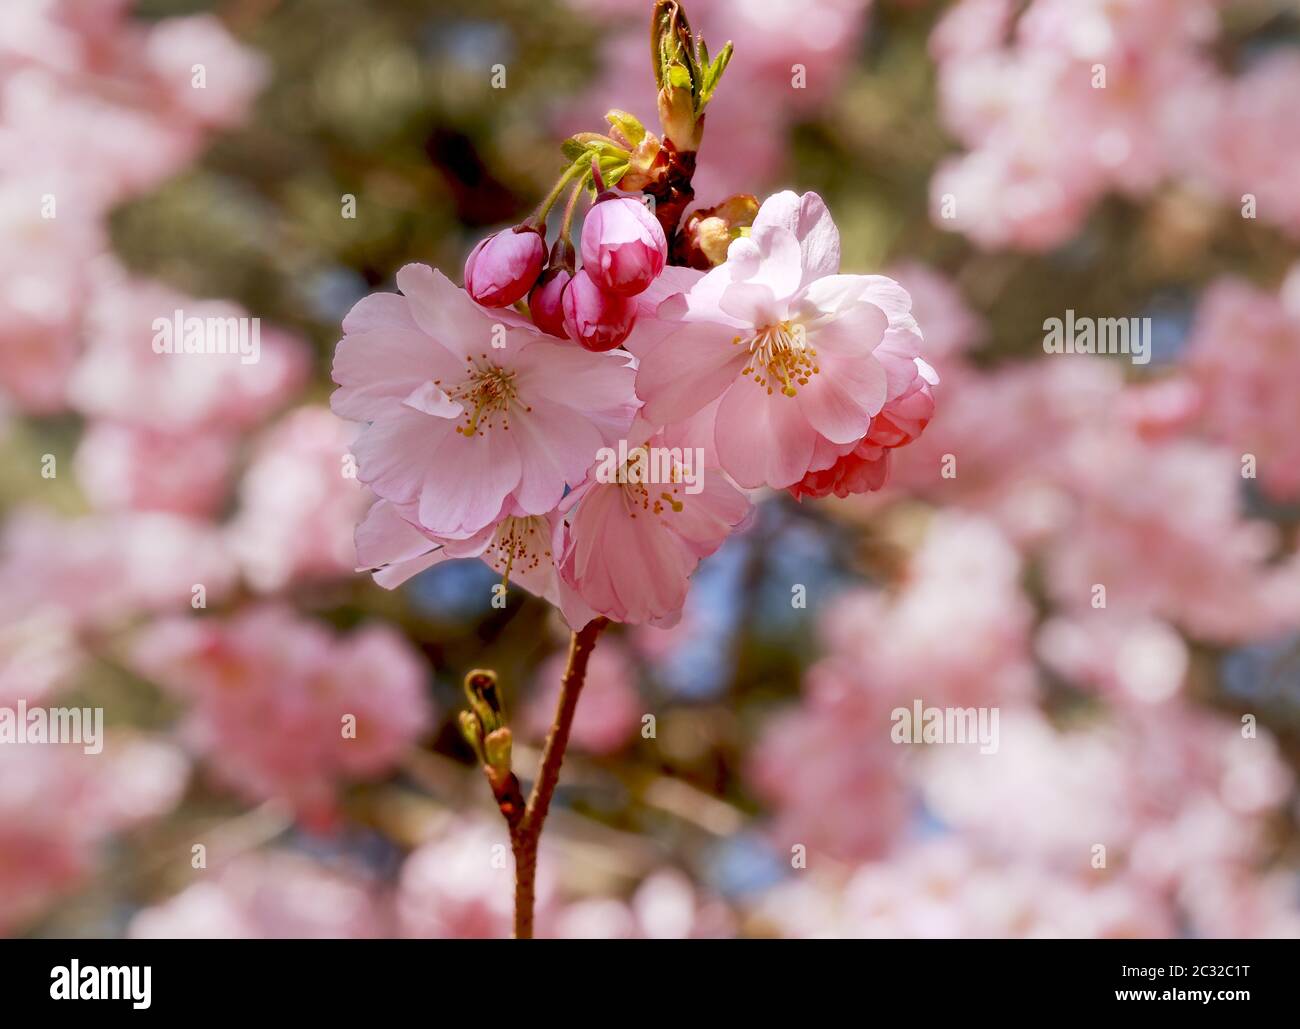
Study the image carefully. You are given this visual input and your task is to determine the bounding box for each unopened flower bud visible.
[562,268,638,352]
[580,196,667,297]
[529,267,572,338]
[458,710,486,764]
[680,194,758,268]
[464,226,545,307]
[484,726,512,774]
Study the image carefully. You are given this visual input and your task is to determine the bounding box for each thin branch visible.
[510,616,608,939]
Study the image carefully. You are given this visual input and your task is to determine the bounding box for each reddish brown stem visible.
[507,616,608,939]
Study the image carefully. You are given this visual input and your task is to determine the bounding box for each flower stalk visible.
[460,617,609,938]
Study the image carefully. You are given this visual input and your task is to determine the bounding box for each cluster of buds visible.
[458,669,524,823]
[467,143,670,352]
[463,1,732,348]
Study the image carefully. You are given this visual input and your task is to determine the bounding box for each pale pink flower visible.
[229,406,370,592]
[0,738,188,935]
[818,513,1038,709]
[130,607,433,820]
[747,661,911,863]
[68,263,309,432]
[525,640,641,755]
[354,498,596,629]
[928,0,1221,249]
[633,191,921,490]
[553,433,752,626]
[1037,612,1188,705]
[1193,51,1300,238]
[143,15,268,130]
[75,421,236,518]
[1044,433,1299,643]
[130,852,389,940]
[0,176,102,413]
[0,508,237,630]
[332,265,638,538]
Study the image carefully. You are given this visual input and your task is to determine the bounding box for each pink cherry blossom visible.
[68,262,309,432]
[332,264,639,538]
[228,406,371,592]
[634,191,921,490]
[0,508,237,631]
[1192,51,1300,239]
[1185,269,1300,501]
[553,434,752,626]
[353,497,596,629]
[142,15,269,130]
[75,421,237,518]
[129,606,433,821]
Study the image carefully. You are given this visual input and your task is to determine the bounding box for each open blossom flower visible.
[354,498,595,629]
[580,194,667,296]
[787,341,938,500]
[332,264,639,538]
[632,191,926,490]
[553,432,752,626]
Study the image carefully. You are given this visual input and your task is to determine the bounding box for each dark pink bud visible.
[528,267,572,338]
[464,226,545,307]
[579,196,667,297]
[561,268,637,352]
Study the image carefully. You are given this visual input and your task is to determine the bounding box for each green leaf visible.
[699,41,733,107]
[605,110,647,146]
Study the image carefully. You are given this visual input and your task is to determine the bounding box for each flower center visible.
[734,320,819,397]
[620,448,685,519]
[484,515,549,588]
[440,360,523,437]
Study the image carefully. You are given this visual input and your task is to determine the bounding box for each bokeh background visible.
[4,0,1300,938]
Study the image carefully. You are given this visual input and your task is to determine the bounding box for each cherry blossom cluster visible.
[336,189,937,627]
